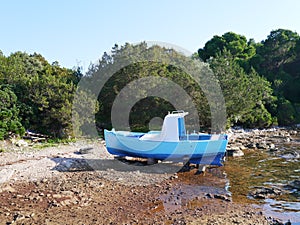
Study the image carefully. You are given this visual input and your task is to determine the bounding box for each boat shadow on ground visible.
[50,155,186,175]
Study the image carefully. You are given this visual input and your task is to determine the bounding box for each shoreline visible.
[0,168,272,225]
[0,127,299,224]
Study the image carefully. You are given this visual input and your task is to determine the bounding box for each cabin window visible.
[178,117,186,137]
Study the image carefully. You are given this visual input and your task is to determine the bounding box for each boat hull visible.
[104,130,228,166]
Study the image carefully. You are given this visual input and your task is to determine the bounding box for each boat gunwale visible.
[106,129,228,143]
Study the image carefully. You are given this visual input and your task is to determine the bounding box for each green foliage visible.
[2,27,300,141]
[253,29,299,74]
[87,43,212,132]
[198,32,256,66]
[0,85,25,139]
[209,51,274,127]
[276,97,297,125]
[199,29,300,127]
[0,51,82,138]
[249,29,300,123]
[129,97,175,132]
[72,88,100,136]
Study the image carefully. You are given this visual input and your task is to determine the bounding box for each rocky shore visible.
[0,127,299,224]
[0,171,274,225]
[227,126,299,156]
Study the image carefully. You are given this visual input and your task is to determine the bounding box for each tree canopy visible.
[1,28,300,139]
[198,32,256,67]
[0,52,82,138]
[86,42,274,132]
[0,84,25,139]
[209,50,274,128]
[198,29,300,126]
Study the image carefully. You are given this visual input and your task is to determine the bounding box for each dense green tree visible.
[72,88,100,137]
[0,51,81,138]
[249,29,300,124]
[0,85,25,139]
[250,29,300,95]
[86,43,214,132]
[198,32,256,68]
[209,50,274,127]
[88,42,276,132]
[281,39,300,103]
[253,29,300,74]
[2,27,300,141]
[199,29,300,126]
[275,97,297,125]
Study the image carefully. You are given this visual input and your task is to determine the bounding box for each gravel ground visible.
[0,140,280,225]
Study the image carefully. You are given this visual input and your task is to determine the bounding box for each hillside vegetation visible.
[1,29,300,139]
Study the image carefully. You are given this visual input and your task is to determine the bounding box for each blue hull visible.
[104,129,228,166]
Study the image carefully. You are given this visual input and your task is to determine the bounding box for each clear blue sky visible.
[1,0,300,71]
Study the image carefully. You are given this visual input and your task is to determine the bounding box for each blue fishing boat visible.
[104,111,228,166]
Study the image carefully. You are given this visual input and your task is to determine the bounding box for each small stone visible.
[239,145,247,150]
[246,143,257,149]
[147,158,157,165]
[227,149,244,157]
[53,194,62,198]
[15,140,28,147]
[170,174,178,180]
[61,191,73,196]
[13,213,25,221]
[41,178,48,183]
[228,146,240,151]
[205,193,214,199]
[213,194,231,201]
[257,142,269,149]
[268,143,276,149]
[79,147,93,154]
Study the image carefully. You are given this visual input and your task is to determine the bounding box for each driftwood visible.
[23,131,49,142]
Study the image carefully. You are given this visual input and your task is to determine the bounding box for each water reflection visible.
[155,138,299,222]
[158,168,231,213]
[263,199,300,223]
[224,139,300,223]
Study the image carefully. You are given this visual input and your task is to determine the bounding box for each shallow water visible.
[160,137,300,223]
[224,139,300,223]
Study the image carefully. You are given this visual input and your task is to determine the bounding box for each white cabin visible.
[139,111,188,142]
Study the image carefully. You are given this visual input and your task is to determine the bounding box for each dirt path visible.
[0,141,277,224]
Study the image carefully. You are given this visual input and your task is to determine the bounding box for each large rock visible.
[285,180,300,191]
[249,187,283,199]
